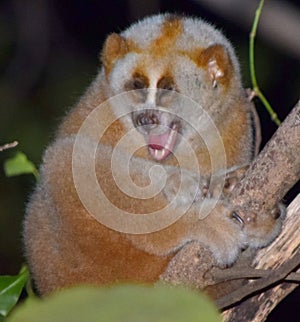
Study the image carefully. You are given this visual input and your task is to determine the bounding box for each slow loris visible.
[23,14,282,296]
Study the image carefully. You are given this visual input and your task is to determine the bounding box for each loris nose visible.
[134,109,159,132]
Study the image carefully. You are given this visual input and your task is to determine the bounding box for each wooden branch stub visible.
[160,241,215,289]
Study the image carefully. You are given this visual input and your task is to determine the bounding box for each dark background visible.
[0,0,299,320]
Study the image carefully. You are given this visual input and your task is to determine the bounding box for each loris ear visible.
[100,33,128,73]
[198,44,233,88]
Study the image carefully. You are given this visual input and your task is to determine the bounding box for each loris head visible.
[100,14,243,161]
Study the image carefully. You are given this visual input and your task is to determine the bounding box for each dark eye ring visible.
[167,86,174,91]
[133,79,146,89]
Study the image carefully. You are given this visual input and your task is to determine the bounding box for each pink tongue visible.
[148,129,171,151]
[147,127,178,161]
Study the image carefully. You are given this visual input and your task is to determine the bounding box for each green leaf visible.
[0,266,29,319]
[7,284,221,322]
[3,152,38,180]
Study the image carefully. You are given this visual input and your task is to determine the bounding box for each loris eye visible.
[133,78,146,89]
[125,73,149,91]
[156,76,176,105]
[157,76,175,91]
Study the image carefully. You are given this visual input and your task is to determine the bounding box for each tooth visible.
[166,128,176,150]
[159,149,163,159]
[152,148,166,160]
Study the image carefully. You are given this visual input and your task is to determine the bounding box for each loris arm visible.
[159,165,284,263]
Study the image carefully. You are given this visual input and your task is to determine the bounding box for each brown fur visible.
[24,14,281,297]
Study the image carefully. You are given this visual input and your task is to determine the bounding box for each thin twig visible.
[216,251,300,310]
[0,141,19,152]
[249,0,281,125]
[211,266,300,283]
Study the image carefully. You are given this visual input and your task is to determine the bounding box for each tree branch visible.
[217,250,300,310]
[222,193,300,321]
[211,264,300,284]
[231,100,300,214]
[160,100,300,320]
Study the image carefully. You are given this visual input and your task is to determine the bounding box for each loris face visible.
[122,66,182,161]
[100,14,238,162]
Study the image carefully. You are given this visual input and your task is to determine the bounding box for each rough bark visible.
[230,100,300,217]
[160,101,300,319]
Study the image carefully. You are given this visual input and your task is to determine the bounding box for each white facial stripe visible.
[146,73,160,105]
[146,88,157,105]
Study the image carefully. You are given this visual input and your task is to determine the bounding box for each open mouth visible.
[147,123,178,161]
